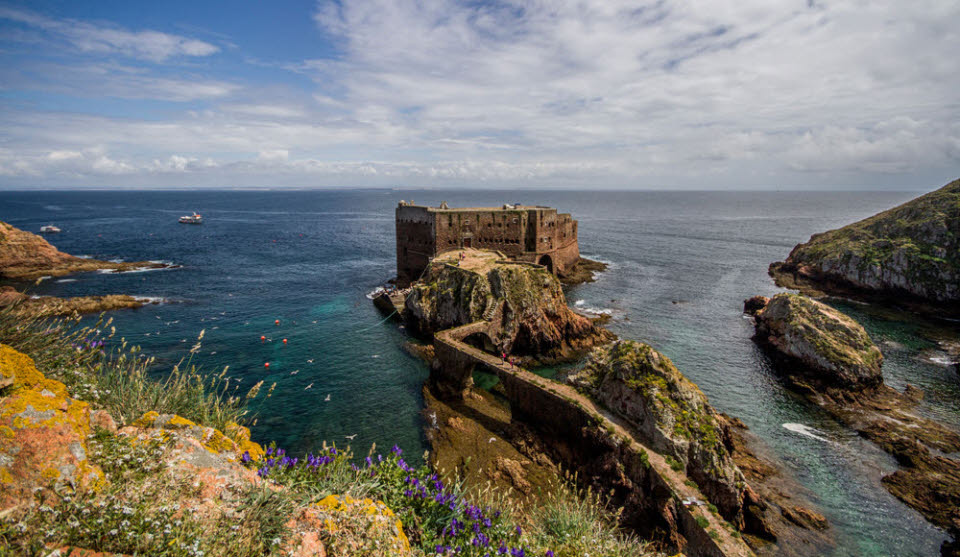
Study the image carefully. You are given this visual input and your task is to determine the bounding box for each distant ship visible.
[178,212,203,224]
[39,225,61,233]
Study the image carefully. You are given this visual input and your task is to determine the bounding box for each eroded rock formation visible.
[569,340,752,527]
[404,252,613,362]
[746,294,960,552]
[769,178,960,314]
[0,286,155,315]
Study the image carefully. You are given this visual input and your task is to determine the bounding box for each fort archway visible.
[538,254,554,274]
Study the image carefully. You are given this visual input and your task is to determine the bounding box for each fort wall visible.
[395,202,581,285]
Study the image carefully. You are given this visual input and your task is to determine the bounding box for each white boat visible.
[39,225,61,233]
[178,212,203,224]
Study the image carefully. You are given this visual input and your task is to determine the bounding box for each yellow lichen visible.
[167,415,197,428]
[0,344,45,387]
[0,467,12,485]
[315,494,410,552]
[131,411,160,428]
[41,467,60,480]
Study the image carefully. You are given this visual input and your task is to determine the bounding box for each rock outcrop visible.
[0,286,155,315]
[746,294,960,551]
[769,178,960,313]
[404,250,613,362]
[0,221,172,280]
[569,340,751,526]
[0,344,105,508]
[752,293,883,391]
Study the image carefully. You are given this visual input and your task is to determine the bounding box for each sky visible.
[0,0,957,190]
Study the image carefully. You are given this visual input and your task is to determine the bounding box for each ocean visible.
[3,189,958,556]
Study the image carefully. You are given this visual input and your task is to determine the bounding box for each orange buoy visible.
[275,319,280,326]
[264,362,270,368]
[282,338,287,344]
[260,335,266,342]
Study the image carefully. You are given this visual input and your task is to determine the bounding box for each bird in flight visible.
[324,394,331,402]
[344,434,357,440]
[307,359,314,364]
[304,383,313,390]
[290,370,299,375]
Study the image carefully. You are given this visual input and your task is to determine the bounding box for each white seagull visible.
[344,434,357,440]
[324,394,331,402]
[304,383,313,390]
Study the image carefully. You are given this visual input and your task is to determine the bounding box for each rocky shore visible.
[0,220,175,280]
[0,285,157,315]
[769,178,960,316]
[558,256,608,285]
[747,293,960,553]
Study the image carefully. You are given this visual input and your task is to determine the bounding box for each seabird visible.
[324,394,331,401]
[345,434,357,440]
[305,383,313,390]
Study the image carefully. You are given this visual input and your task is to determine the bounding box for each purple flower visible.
[391,444,402,456]
[241,451,251,464]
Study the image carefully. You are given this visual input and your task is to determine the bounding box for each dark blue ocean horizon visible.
[3,188,958,556]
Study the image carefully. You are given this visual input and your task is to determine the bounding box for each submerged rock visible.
[0,221,173,280]
[569,340,751,524]
[753,293,883,391]
[404,250,613,362]
[770,178,960,313]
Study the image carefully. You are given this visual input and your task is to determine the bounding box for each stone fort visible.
[395,201,580,286]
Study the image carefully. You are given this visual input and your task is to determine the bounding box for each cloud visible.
[1,1,958,188]
[0,6,219,62]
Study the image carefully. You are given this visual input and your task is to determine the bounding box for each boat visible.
[39,225,61,233]
[178,212,203,224]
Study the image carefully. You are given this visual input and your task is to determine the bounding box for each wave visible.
[928,354,958,366]
[55,278,77,283]
[134,296,168,304]
[366,286,387,300]
[782,423,832,444]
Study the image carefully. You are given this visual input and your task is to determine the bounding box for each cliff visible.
[770,178,960,312]
[0,221,171,279]
[404,250,613,362]
[569,340,751,526]
[746,294,960,552]
[753,293,883,391]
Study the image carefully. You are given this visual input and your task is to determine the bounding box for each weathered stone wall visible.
[396,206,436,285]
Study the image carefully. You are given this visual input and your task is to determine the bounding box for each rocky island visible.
[769,178,960,316]
[747,293,960,553]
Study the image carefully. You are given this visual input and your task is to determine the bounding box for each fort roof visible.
[397,201,556,212]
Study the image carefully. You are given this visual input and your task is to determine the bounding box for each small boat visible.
[40,225,61,233]
[178,212,203,224]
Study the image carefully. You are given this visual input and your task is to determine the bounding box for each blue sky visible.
[0,0,957,190]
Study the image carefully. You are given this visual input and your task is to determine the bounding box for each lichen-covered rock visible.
[404,251,613,361]
[128,411,264,462]
[306,494,410,555]
[754,293,883,390]
[569,340,750,525]
[770,178,960,308]
[0,344,104,509]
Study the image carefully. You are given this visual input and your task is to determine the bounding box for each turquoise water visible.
[3,189,958,555]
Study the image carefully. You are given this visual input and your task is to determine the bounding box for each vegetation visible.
[0,301,657,556]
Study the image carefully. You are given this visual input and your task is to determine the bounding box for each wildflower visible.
[391,444,402,456]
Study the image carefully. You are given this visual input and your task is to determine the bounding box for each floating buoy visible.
[275,319,280,326]
[260,335,266,342]
[264,362,270,368]
[282,338,287,345]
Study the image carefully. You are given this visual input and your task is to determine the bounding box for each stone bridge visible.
[431,321,755,557]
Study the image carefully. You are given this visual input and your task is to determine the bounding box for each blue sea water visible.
[3,189,959,556]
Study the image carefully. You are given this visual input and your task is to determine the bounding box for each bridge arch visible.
[463,331,498,354]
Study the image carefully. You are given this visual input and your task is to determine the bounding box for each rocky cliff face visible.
[404,255,612,361]
[568,340,751,524]
[770,178,960,310]
[0,221,170,279]
[753,293,883,391]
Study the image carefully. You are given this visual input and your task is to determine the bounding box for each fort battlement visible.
[395,200,580,286]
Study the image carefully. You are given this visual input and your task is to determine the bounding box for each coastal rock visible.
[753,293,883,391]
[742,295,769,316]
[0,344,104,510]
[769,178,960,313]
[404,250,613,362]
[568,340,750,524]
[0,221,172,280]
[0,286,153,316]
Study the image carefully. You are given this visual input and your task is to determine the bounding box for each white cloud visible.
[1,1,958,188]
[0,7,219,62]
